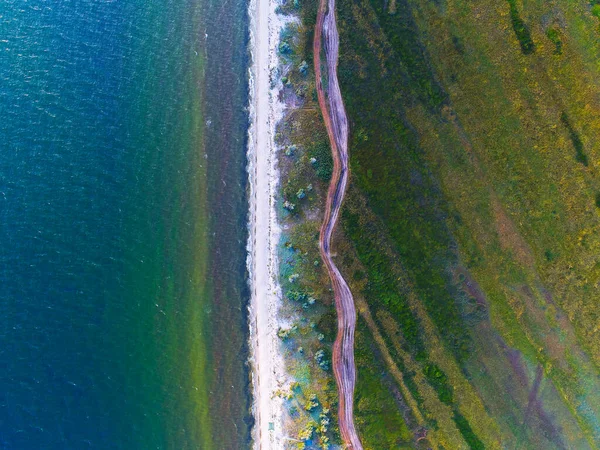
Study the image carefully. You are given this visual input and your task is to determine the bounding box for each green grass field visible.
[277,0,600,448]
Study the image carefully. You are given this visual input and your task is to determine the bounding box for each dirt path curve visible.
[313,0,362,447]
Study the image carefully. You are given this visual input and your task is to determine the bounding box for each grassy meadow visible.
[275,0,600,448]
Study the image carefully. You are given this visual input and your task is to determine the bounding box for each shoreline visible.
[246,0,287,448]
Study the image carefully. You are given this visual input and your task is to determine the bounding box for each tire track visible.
[313,0,362,447]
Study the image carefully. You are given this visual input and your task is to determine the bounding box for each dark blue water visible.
[0,0,250,448]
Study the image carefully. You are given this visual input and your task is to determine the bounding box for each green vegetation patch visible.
[354,319,414,449]
[422,363,453,405]
[308,140,333,182]
[545,27,562,55]
[344,209,427,358]
[453,410,485,450]
[560,112,589,167]
[507,0,535,55]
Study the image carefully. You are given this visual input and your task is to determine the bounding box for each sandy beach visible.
[247,0,287,448]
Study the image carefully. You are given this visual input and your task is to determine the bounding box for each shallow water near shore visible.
[0,0,250,448]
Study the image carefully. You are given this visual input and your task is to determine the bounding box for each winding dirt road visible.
[314,0,362,447]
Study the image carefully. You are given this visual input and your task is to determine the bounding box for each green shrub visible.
[546,28,562,55]
[453,411,485,450]
[309,140,333,181]
[561,112,588,166]
[423,363,453,405]
[507,0,535,55]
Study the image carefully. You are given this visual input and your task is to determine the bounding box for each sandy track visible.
[313,0,363,447]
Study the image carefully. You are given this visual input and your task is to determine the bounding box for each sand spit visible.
[246,0,290,448]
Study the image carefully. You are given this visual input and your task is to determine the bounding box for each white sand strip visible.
[247,0,287,448]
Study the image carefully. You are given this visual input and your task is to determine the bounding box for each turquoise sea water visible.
[0,0,250,448]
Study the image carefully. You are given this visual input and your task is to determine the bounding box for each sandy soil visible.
[247,0,289,448]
